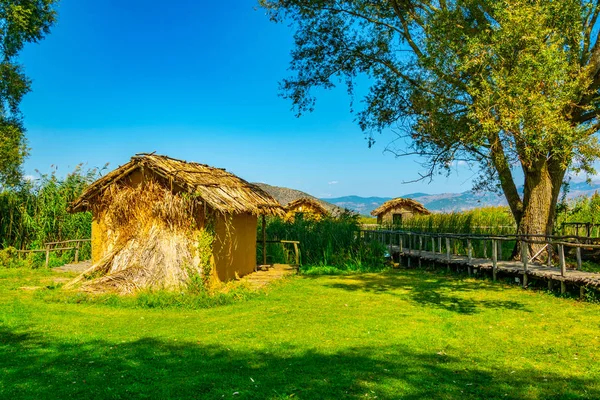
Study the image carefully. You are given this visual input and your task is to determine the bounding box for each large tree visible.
[0,0,57,186]
[261,0,600,241]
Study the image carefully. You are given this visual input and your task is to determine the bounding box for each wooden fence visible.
[15,239,91,268]
[361,229,600,297]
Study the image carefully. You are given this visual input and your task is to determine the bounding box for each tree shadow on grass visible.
[0,325,594,400]
[315,270,531,315]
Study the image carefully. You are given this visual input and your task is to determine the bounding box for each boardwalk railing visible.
[360,229,600,297]
[15,239,91,268]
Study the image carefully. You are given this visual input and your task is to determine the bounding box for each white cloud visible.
[328,180,339,185]
[456,160,468,167]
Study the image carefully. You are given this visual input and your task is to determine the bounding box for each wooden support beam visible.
[492,239,498,282]
[559,244,566,277]
[44,245,50,268]
[467,239,472,263]
[576,247,582,270]
[262,215,267,267]
[561,281,566,294]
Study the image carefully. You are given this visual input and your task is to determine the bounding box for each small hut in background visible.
[284,197,329,222]
[371,198,430,225]
[67,153,282,294]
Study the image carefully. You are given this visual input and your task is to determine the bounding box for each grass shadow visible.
[317,270,531,315]
[0,325,595,399]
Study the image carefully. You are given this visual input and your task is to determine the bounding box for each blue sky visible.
[18,0,477,198]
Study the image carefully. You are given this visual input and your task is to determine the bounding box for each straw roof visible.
[69,153,283,216]
[286,197,329,215]
[370,197,430,216]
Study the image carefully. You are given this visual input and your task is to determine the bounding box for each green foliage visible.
[0,0,58,185]
[398,207,516,235]
[259,213,387,269]
[261,0,600,236]
[0,166,97,267]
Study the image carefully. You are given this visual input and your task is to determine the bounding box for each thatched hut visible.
[67,153,282,294]
[371,198,430,225]
[284,197,329,221]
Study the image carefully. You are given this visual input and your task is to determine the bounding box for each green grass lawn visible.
[1,268,599,399]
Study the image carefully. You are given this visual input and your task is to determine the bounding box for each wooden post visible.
[492,239,498,282]
[262,215,266,266]
[418,235,422,257]
[388,232,393,258]
[548,278,553,291]
[561,281,567,294]
[467,239,472,263]
[74,241,80,264]
[483,240,488,259]
[559,244,566,277]
[580,285,586,300]
[293,242,299,268]
[446,237,451,262]
[521,240,528,288]
[45,245,50,268]
[399,236,403,254]
[431,237,435,253]
[547,240,552,267]
[576,246,582,270]
[438,237,442,255]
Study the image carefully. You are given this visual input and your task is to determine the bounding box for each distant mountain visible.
[324,181,600,215]
[253,183,345,215]
[254,181,600,217]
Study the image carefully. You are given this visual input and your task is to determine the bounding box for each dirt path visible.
[243,264,297,288]
[53,260,92,273]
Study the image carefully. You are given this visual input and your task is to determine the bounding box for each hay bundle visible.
[67,181,209,294]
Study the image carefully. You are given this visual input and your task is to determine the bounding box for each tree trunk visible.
[511,157,566,259]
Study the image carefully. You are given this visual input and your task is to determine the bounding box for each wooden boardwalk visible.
[399,247,600,290]
[362,229,600,296]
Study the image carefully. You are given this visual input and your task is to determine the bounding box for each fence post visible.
[438,237,442,256]
[467,239,472,263]
[547,238,552,267]
[74,241,80,264]
[45,244,50,268]
[521,240,528,288]
[576,246,582,271]
[483,240,488,258]
[559,244,566,277]
[559,244,567,294]
[492,239,498,282]
[418,235,422,257]
[431,236,435,253]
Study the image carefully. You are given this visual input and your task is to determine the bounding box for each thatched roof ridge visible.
[370,197,430,216]
[286,197,329,215]
[69,153,283,216]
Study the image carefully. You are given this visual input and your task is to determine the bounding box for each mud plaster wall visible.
[213,212,258,281]
[377,205,423,225]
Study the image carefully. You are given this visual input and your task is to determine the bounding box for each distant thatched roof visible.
[254,182,346,216]
[370,198,430,216]
[286,197,329,215]
[69,153,283,216]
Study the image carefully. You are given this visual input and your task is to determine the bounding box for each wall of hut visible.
[284,202,327,222]
[213,213,257,281]
[377,205,422,225]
